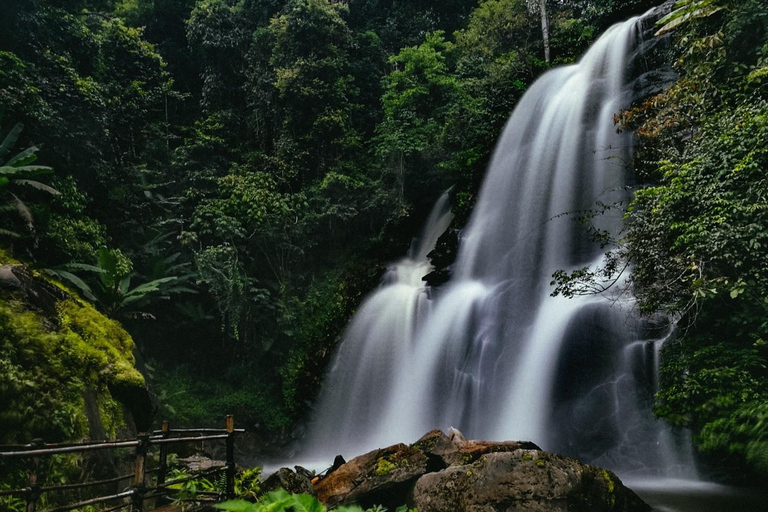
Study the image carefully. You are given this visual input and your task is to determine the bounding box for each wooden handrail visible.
[0,416,241,512]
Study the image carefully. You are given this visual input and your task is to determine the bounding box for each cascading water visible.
[306,192,452,458]
[305,9,695,478]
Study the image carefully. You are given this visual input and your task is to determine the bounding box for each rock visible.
[314,443,429,509]
[411,450,650,512]
[7,264,69,316]
[0,265,21,289]
[447,427,468,447]
[412,429,541,468]
[261,467,316,496]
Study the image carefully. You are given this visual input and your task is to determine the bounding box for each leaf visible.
[0,123,24,160]
[44,269,97,301]
[13,179,60,195]
[11,194,33,230]
[6,146,39,167]
[0,227,21,238]
[289,494,327,512]
[655,0,724,36]
[61,263,106,274]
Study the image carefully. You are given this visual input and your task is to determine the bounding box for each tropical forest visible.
[1,0,767,511]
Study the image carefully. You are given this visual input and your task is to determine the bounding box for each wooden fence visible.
[0,415,244,512]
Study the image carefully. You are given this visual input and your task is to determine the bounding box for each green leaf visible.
[215,499,258,512]
[12,179,60,195]
[0,123,24,160]
[44,269,97,302]
[289,494,327,512]
[6,146,40,167]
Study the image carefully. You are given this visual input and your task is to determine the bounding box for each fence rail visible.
[0,415,240,512]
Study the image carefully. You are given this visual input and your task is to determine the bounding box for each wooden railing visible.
[0,415,244,512]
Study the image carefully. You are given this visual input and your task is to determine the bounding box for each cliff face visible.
[0,250,152,444]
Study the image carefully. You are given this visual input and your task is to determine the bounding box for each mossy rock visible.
[0,261,151,443]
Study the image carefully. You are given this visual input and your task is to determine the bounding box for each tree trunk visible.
[539,0,550,63]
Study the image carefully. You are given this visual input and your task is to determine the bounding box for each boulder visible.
[412,429,541,468]
[411,450,650,512]
[261,467,316,496]
[314,442,429,509]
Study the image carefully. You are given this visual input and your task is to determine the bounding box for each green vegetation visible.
[216,489,415,512]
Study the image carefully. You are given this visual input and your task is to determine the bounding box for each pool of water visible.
[625,478,768,512]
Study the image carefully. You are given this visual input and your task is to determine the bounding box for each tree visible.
[539,0,551,63]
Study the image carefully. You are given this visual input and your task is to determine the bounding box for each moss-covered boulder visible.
[0,254,151,444]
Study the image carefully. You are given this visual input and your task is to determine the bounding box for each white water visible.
[304,11,695,478]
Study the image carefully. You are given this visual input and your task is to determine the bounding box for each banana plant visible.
[655,0,725,37]
[0,121,58,238]
[46,247,196,319]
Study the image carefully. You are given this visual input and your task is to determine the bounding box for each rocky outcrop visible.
[411,450,649,512]
[314,443,429,509]
[310,430,649,512]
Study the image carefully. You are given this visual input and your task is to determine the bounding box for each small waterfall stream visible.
[305,9,695,478]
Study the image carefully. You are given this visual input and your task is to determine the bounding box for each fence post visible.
[132,433,149,512]
[225,415,235,499]
[26,439,43,512]
[156,421,169,504]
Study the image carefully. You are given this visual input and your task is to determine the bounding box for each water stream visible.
[304,8,697,482]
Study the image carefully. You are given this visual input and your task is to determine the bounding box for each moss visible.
[601,469,615,494]
[522,453,534,461]
[0,274,146,443]
[375,457,397,476]
[0,248,19,265]
[535,458,546,467]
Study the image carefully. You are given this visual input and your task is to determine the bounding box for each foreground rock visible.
[314,442,428,508]
[309,430,649,512]
[261,467,315,496]
[412,450,649,512]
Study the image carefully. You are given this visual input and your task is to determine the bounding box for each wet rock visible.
[261,467,316,496]
[411,450,650,512]
[314,442,429,509]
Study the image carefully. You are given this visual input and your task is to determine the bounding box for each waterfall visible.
[305,9,695,478]
[305,192,452,458]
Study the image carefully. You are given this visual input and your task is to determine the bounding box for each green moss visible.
[535,458,546,467]
[601,469,615,494]
[0,276,145,443]
[522,453,534,461]
[375,457,397,476]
